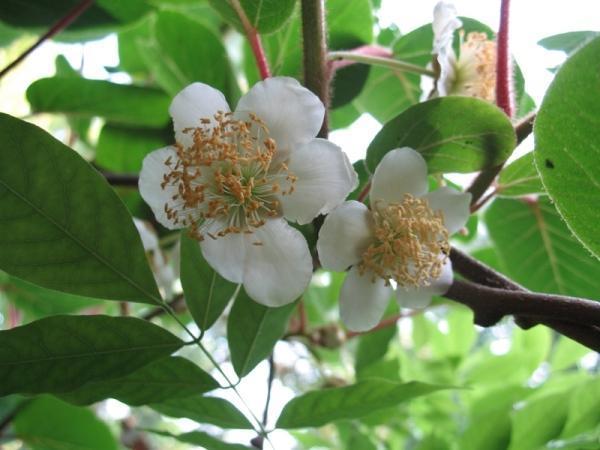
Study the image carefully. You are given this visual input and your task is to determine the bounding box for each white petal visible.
[139,146,187,230]
[317,201,373,271]
[235,77,324,152]
[424,186,472,234]
[340,267,392,332]
[200,220,247,283]
[432,2,462,97]
[169,82,230,148]
[397,258,453,309]
[242,219,312,307]
[370,148,428,205]
[280,139,358,225]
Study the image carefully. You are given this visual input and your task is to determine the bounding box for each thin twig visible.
[0,0,95,79]
[327,51,435,76]
[142,295,185,320]
[263,355,275,426]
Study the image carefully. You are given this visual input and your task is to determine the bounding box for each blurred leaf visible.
[550,336,591,371]
[26,77,170,128]
[337,422,378,450]
[60,356,218,406]
[143,11,237,100]
[180,233,238,332]
[485,197,600,298]
[303,271,344,326]
[276,380,450,428]
[14,396,118,450]
[327,0,373,46]
[347,159,370,201]
[118,16,153,74]
[329,101,361,130]
[0,114,160,303]
[96,0,153,22]
[227,289,296,378]
[497,152,545,197]
[0,315,182,396]
[538,31,600,55]
[208,0,295,34]
[355,324,396,373]
[534,36,600,258]
[96,123,170,173]
[561,377,600,438]
[151,396,253,429]
[366,97,516,173]
[148,429,252,450]
[509,390,571,450]
[546,426,600,449]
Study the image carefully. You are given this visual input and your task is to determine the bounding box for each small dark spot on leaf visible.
[545,159,555,169]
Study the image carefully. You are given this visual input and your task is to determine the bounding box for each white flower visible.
[139,77,357,307]
[317,148,471,332]
[432,1,496,101]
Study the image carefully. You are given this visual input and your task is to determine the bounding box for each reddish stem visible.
[0,0,95,80]
[496,0,513,117]
[330,45,394,71]
[357,181,371,203]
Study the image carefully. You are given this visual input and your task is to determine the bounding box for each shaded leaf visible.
[208,0,296,34]
[61,356,218,406]
[0,114,161,303]
[497,152,545,197]
[180,233,238,332]
[148,429,252,450]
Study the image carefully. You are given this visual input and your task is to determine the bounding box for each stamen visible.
[453,31,497,102]
[358,194,450,288]
[160,112,297,241]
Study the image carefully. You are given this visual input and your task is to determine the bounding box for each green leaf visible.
[14,396,119,450]
[509,390,571,450]
[0,114,161,304]
[538,31,600,55]
[148,429,252,450]
[561,378,600,438]
[0,315,183,396]
[60,356,218,406]
[118,16,153,74]
[276,380,449,429]
[208,0,296,34]
[180,233,238,332]
[144,11,237,100]
[96,123,170,173]
[227,289,296,378]
[26,78,170,128]
[534,36,600,258]
[355,324,396,373]
[550,336,591,371]
[151,396,253,429]
[497,152,545,197]
[366,97,516,173]
[327,0,374,46]
[485,197,600,298]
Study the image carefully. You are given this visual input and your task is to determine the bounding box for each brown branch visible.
[0,0,95,79]
[142,295,185,321]
[100,171,139,187]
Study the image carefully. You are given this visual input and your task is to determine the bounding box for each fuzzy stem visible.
[328,51,435,76]
[301,0,329,138]
[229,0,271,80]
[496,0,513,117]
[0,0,95,79]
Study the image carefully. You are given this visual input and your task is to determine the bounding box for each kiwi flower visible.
[139,77,357,307]
[317,148,471,332]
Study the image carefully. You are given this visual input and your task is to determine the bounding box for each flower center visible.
[358,194,450,287]
[160,111,296,240]
[452,31,497,102]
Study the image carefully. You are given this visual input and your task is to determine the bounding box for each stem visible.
[262,355,275,425]
[496,0,513,117]
[0,0,95,80]
[328,51,435,76]
[229,0,271,80]
[100,171,139,187]
[300,0,329,138]
[357,181,371,203]
[467,111,536,205]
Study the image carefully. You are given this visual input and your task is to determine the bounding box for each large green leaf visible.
[60,356,218,406]
[95,123,170,173]
[14,396,119,450]
[151,396,253,429]
[538,31,600,55]
[26,78,170,128]
[208,0,295,34]
[485,197,600,298]
[180,233,238,332]
[561,378,600,438]
[276,380,448,429]
[497,152,545,197]
[0,114,161,303]
[227,289,296,378]
[143,11,237,100]
[534,36,600,258]
[366,97,516,173]
[0,315,182,396]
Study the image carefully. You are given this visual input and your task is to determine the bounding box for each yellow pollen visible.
[160,111,296,241]
[452,31,497,102]
[358,194,450,287]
